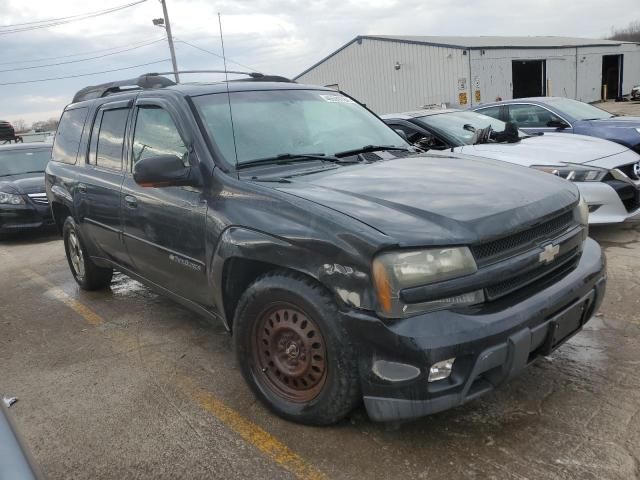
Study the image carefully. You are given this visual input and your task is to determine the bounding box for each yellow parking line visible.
[22,269,104,327]
[180,377,328,480]
[17,267,327,480]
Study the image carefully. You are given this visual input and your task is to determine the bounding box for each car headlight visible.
[0,191,25,205]
[372,247,483,317]
[531,164,607,182]
[635,127,640,135]
[575,194,589,228]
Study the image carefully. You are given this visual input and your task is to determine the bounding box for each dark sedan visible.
[0,143,54,236]
[473,97,640,153]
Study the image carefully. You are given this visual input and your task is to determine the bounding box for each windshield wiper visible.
[236,153,351,170]
[333,145,410,158]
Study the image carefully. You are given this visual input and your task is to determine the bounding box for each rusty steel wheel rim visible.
[252,304,328,403]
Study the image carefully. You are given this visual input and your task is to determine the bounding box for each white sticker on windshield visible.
[319,94,355,104]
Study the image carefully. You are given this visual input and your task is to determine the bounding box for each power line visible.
[0,0,147,35]
[0,59,170,86]
[175,38,257,72]
[0,38,166,73]
[0,37,166,66]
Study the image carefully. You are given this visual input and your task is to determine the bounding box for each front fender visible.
[210,226,376,328]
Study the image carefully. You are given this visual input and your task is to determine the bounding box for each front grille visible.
[485,247,580,301]
[471,210,575,265]
[27,193,48,205]
[617,162,640,180]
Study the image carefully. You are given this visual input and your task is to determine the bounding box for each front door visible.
[121,101,208,305]
[506,104,573,135]
[79,101,131,266]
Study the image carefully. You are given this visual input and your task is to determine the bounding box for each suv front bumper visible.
[342,238,606,422]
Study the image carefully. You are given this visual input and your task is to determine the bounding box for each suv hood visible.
[272,154,578,246]
[0,173,45,195]
[459,132,628,166]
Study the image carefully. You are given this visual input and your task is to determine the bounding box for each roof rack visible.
[72,70,294,103]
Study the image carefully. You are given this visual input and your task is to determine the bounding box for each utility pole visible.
[160,0,179,83]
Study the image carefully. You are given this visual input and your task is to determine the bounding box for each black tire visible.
[63,217,113,290]
[234,270,360,425]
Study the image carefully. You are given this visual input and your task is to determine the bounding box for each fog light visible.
[428,357,455,382]
[372,360,421,382]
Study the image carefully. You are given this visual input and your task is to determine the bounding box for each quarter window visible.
[132,107,188,165]
[52,107,88,164]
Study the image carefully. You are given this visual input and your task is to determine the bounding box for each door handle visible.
[78,183,87,194]
[124,195,137,208]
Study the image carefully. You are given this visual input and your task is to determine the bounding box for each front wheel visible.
[234,271,360,425]
[63,217,113,290]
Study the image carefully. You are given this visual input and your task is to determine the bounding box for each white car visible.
[383,109,640,225]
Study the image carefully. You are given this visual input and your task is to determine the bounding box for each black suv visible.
[46,73,606,425]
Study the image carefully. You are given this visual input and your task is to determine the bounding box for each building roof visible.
[295,35,637,80]
[363,35,634,49]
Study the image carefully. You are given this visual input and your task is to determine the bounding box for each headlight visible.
[0,191,24,205]
[531,164,607,182]
[575,194,589,228]
[372,247,482,317]
[635,127,640,135]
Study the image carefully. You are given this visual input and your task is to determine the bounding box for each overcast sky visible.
[1,0,639,125]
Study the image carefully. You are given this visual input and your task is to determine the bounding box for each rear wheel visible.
[234,271,360,425]
[63,217,113,290]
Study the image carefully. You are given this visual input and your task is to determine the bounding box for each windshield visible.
[0,148,51,176]
[414,111,523,145]
[192,89,408,166]
[545,98,613,120]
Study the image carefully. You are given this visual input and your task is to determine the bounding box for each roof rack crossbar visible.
[72,70,293,103]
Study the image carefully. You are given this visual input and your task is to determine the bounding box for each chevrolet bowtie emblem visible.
[539,243,560,264]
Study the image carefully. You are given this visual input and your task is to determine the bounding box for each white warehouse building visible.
[294,36,640,114]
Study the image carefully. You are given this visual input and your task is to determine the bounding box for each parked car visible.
[46,73,605,424]
[383,109,640,225]
[0,143,54,237]
[471,97,640,153]
[1,120,21,144]
[631,85,640,101]
[0,401,42,480]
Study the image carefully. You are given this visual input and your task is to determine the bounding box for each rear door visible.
[120,99,208,304]
[79,100,132,266]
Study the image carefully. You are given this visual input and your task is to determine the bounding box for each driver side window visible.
[132,106,188,166]
[507,104,560,128]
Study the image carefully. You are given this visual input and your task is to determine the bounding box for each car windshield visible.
[192,89,408,166]
[544,98,613,120]
[414,111,524,145]
[0,148,51,176]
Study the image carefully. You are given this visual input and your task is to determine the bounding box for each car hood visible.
[0,172,45,195]
[583,116,640,127]
[270,154,578,246]
[459,133,628,166]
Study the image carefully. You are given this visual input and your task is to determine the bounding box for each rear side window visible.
[89,108,129,171]
[475,106,501,120]
[52,107,88,164]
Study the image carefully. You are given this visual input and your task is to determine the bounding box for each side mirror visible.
[547,119,570,129]
[133,154,193,188]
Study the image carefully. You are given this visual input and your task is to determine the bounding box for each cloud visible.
[1,0,639,125]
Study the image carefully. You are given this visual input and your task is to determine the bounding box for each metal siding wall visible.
[296,39,469,114]
[297,40,640,110]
